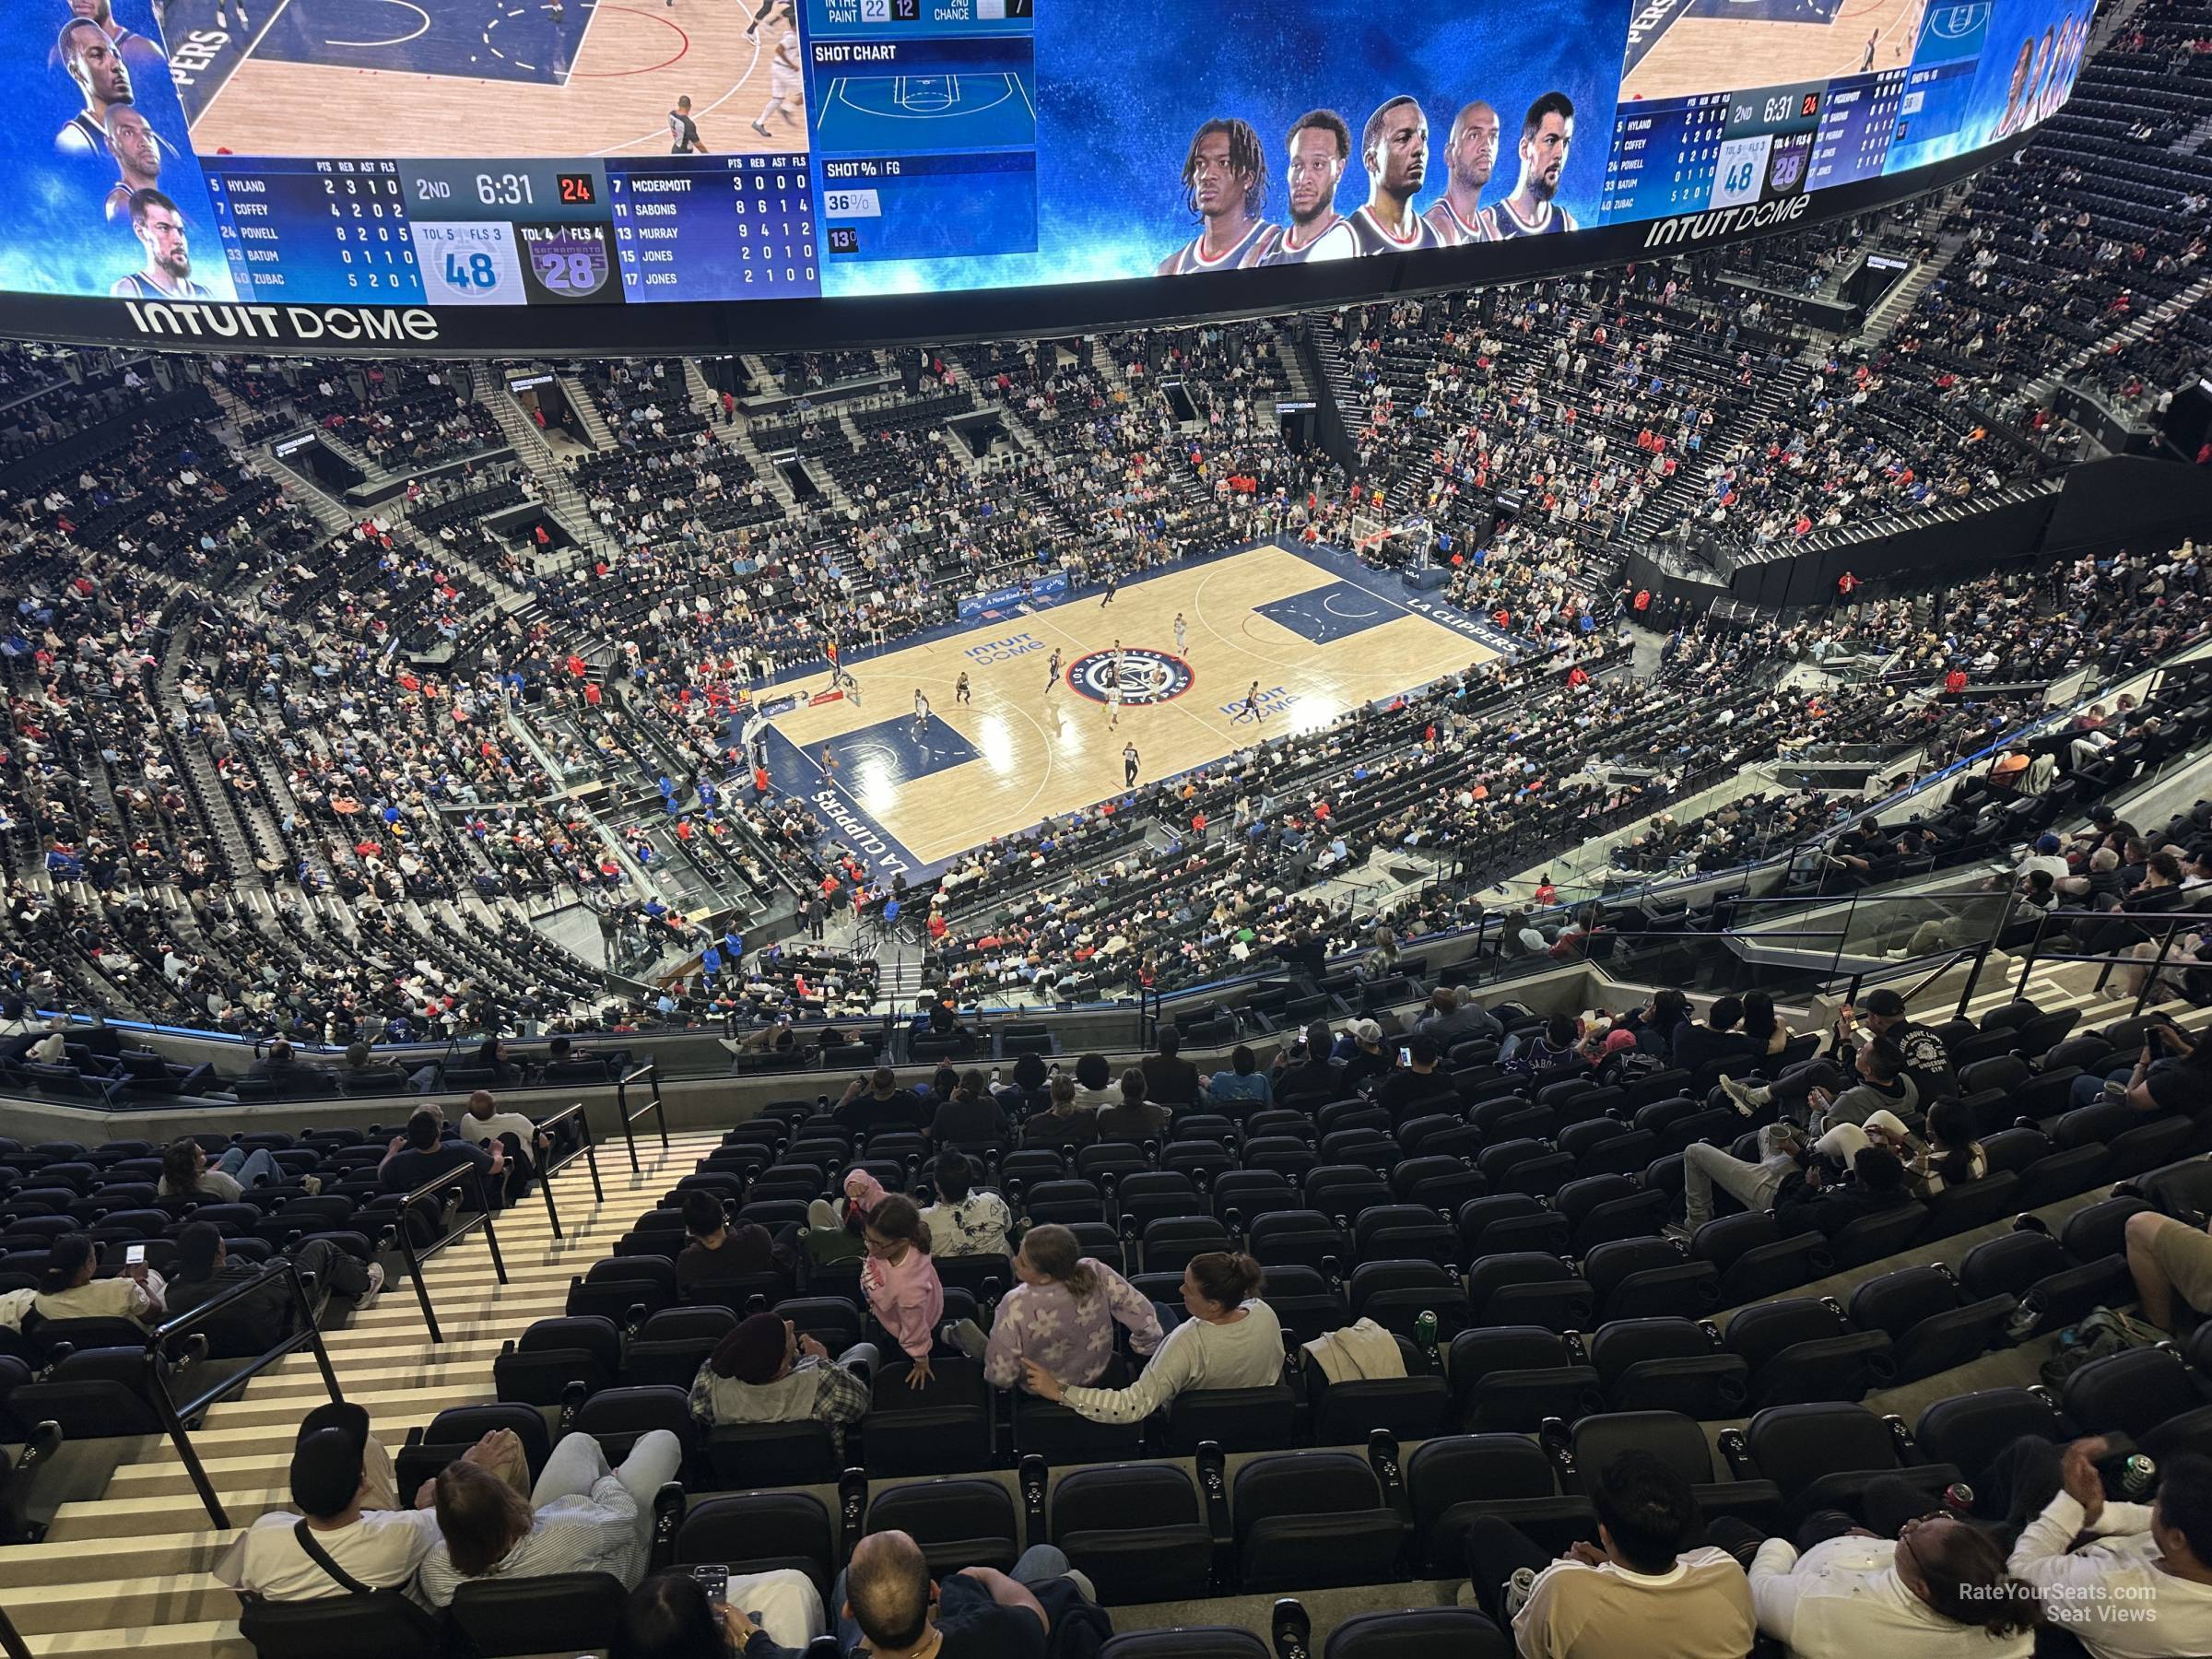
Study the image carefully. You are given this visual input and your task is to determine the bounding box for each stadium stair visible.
[0,1129,721,1658]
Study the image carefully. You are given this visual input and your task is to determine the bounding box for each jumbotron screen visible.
[0,0,2088,351]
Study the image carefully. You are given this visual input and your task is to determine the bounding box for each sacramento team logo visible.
[1067,648,1194,706]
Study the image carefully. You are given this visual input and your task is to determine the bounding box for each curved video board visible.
[0,0,2088,353]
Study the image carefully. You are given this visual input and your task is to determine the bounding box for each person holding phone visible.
[2069,1014,2209,1112]
[1374,1033,1455,1124]
[617,1568,808,1658]
[31,1231,164,1326]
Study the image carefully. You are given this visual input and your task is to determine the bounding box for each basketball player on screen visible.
[68,1,166,74]
[1259,110,1350,265]
[1306,96,1445,260]
[1491,92,1577,239]
[1424,100,1500,245]
[1991,40,2036,139]
[1159,118,1277,274]
[102,103,165,222]
[750,6,804,138]
[110,188,212,299]
[55,18,132,158]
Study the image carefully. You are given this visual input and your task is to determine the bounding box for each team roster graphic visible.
[0,0,2091,316]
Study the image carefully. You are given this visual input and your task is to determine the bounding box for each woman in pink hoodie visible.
[861,1194,944,1389]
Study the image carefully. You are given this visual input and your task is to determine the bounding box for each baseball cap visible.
[1862,988,1908,1018]
[1351,1018,1383,1045]
[289,1427,365,1518]
[2034,833,2062,854]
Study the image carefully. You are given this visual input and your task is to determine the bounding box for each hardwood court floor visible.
[755,542,1505,877]
[186,0,802,159]
[1621,0,1926,103]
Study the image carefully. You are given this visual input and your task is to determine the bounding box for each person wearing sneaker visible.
[166,1220,382,1336]
[1463,1449,1755,1658]
[1675,1122,1808,1240]
[945,1222,1161,1390]
[1718,1032,1920,1135]
[159,1135,282,1200]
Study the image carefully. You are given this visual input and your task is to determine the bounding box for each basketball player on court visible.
[110,189,211,299]
[1235,680,1265,724]
[1491,92,1577,239]
[1425,101,1500,245]
[670,95,707,154]
[1173,612,1189,654]
[1106,681,1124,727]
[1259,110,1350,265]
[1305,97,1445,261]
[912,688,930,734]
[1045,647,1063,693]
[1124,743,1140,787]
[1159,118,1277,274]
[1860,28,1880,73]
[1100,570,1119,606]
[751,6,804,138]
[1110,641,1124,687]
[955,670,971,705]
[55,18,131,158]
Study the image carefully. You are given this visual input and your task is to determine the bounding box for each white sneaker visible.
[357,1262,384,1310]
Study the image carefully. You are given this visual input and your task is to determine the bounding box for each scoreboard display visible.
[0,0,2092,353]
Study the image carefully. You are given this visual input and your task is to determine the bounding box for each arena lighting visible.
[0,0,2090,352]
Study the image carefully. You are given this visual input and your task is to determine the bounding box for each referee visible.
[1123,742,1139,787]
[668,95,705,153]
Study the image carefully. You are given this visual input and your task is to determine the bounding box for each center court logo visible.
[1067,648,1194,706]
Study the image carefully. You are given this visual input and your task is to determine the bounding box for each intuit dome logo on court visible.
[1641,193,1809,249]
[1067,649,1194,707]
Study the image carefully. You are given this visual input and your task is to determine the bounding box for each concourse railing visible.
[390,1159,507,1345]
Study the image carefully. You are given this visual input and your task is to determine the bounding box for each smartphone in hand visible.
[691,1564,729,1606]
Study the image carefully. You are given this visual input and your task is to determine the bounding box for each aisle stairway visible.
[2,1129,718,1657]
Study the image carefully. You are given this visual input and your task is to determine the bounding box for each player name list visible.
[607,155,819,301]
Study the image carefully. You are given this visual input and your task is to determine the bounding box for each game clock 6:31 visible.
[403,160,617,226]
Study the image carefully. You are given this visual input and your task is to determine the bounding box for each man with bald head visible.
[1424,100,1500,244]
[838,1527,1095,1657]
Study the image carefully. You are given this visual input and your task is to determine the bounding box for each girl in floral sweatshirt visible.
[861,1194,945,1389]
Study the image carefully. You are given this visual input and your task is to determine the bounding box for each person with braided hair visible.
[1159,118,1278,274]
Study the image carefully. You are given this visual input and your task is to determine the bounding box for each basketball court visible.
[167,0,806,158]
[1620,0,1933,103]
[812,71,1037,153]
[743,540,1516,882]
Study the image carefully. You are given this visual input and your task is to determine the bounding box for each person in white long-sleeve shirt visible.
[2006,1438,2212,1659]
[1746,1516,2039,1658]
[1021,1252,1281,1425]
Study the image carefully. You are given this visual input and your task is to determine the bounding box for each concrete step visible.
[0,1530,237,1588]
[24,1619,250,1659]
[10,1576,241,1639]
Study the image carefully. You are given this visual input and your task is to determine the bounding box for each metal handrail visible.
[146,1256,341,1529]
[0,1603,29,1659]
[535,1098,603,1232]
[2012,907,2202,1018]
[613,1063,668,1174]
[388,1158,508,1344]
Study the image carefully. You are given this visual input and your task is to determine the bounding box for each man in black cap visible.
[687,1312,874,1454]
[217,1406,442,1601]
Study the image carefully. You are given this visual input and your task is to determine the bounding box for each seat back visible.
[677,1491,838,1597]
[867,1477,1019,1574]
[448,1572,628,1656]
[1324,1608,1512,1659]
[1051,1463,1213,1606]
[237,1593,443,1659]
